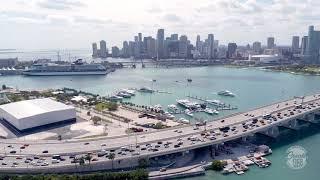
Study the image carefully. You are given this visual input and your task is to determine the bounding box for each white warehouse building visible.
[0,98,76,133]
[249,54,280,64]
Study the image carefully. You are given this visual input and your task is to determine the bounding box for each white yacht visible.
[138,87,154,93]
[176,99,201,109]
[164,112,175,119]
[204,108,214,115]
[206,99,224,106]
[167,104,179,111]
[153,104,163,110]
[120,89,136,96]
[117,92,131,98]
[109,95,123,101]
[218,90,235,97]
[179,118,190,124]
[185,109,194,117]
[204,108,219,115]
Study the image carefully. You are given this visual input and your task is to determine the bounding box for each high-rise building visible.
[122,41,129,58]
[267,37,275,49]
[178,35,188,58]
[207,34,214,59]
[301,36,308,55]
[146,37,156,58]
[292,36,300,53]
[111,46,120,57]
[138,33,143,57]
[99,40,107,58]
[227,43,237,58]
[170,34,178,40]
[92,43,98,57]
[252,41,262,54]
[156,29,165,59]
[306,25,320,64]
[138,33,142,42]
[196,35,201,51]
[128,41,135,57]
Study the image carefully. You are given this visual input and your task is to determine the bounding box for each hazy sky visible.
[1,0,319,49]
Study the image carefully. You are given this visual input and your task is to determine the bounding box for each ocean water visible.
[1,65,320,180]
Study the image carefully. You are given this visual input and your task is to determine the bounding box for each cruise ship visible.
[23,59,107,76]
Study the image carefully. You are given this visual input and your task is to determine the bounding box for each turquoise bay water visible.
[1,66,320,180]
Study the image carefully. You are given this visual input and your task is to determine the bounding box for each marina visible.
[186,95,238,111]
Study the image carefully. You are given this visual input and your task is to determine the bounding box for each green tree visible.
[91,116,102,125]
[108,153,115,169]
[79,156,85,166]
[2,84,6,90]
[138,158,150,168]
[154,122,164,129]
[211,160,224,171]
[85,153,93,165]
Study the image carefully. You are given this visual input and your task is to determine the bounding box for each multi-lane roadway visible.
[1,94,320,172]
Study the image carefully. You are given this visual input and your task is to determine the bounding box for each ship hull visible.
[23,71,107,76]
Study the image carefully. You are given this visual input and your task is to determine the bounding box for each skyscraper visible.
[157,29,165,59]
[196,35,201,51]
[292,36,300,53]
[301,36,308,55]
[122,41,129,58]
[92,43,98,57]
[170,34,178,40]
[146,37,156,58]
[207,34,214,59]
[111,46,120,57]
[138,33,143,57]
[252,41,262,54]
[99,40,107,58]
[179,35,188,58]
[227,43,237,58]
[267,37,275,49]
[306,25,320,64]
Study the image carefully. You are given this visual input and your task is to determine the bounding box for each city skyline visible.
[2,0,320,49]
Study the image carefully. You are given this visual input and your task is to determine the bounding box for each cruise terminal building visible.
[0,98,76,134]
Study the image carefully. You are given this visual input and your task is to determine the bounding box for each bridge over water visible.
[1,94,320,173]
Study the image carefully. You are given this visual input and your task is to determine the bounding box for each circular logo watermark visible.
[286,145,307,170]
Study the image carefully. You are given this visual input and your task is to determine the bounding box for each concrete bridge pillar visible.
[242,136,247,142]
[281,119,299,130]
[307,113,315,122]
[215,144,219,150]
[270,126,280,137]
[259,126,279,138]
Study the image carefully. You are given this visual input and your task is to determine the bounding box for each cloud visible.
[73,16,111,25]
[37,0,86,10]
[147,6,163,13]
[0,10,47,24]
[162,14,182,22]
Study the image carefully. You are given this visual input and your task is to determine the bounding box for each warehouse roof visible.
[0,98,74,119]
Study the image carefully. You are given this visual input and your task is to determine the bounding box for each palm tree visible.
[108,153,115,169]
[85,154,93,165]
[79,156,85,166]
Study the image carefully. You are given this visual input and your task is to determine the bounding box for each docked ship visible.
[23,59,107,76]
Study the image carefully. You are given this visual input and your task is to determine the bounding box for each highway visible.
[0,94,320,172]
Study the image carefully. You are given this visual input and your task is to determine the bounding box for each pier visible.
[186,95,238,110]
